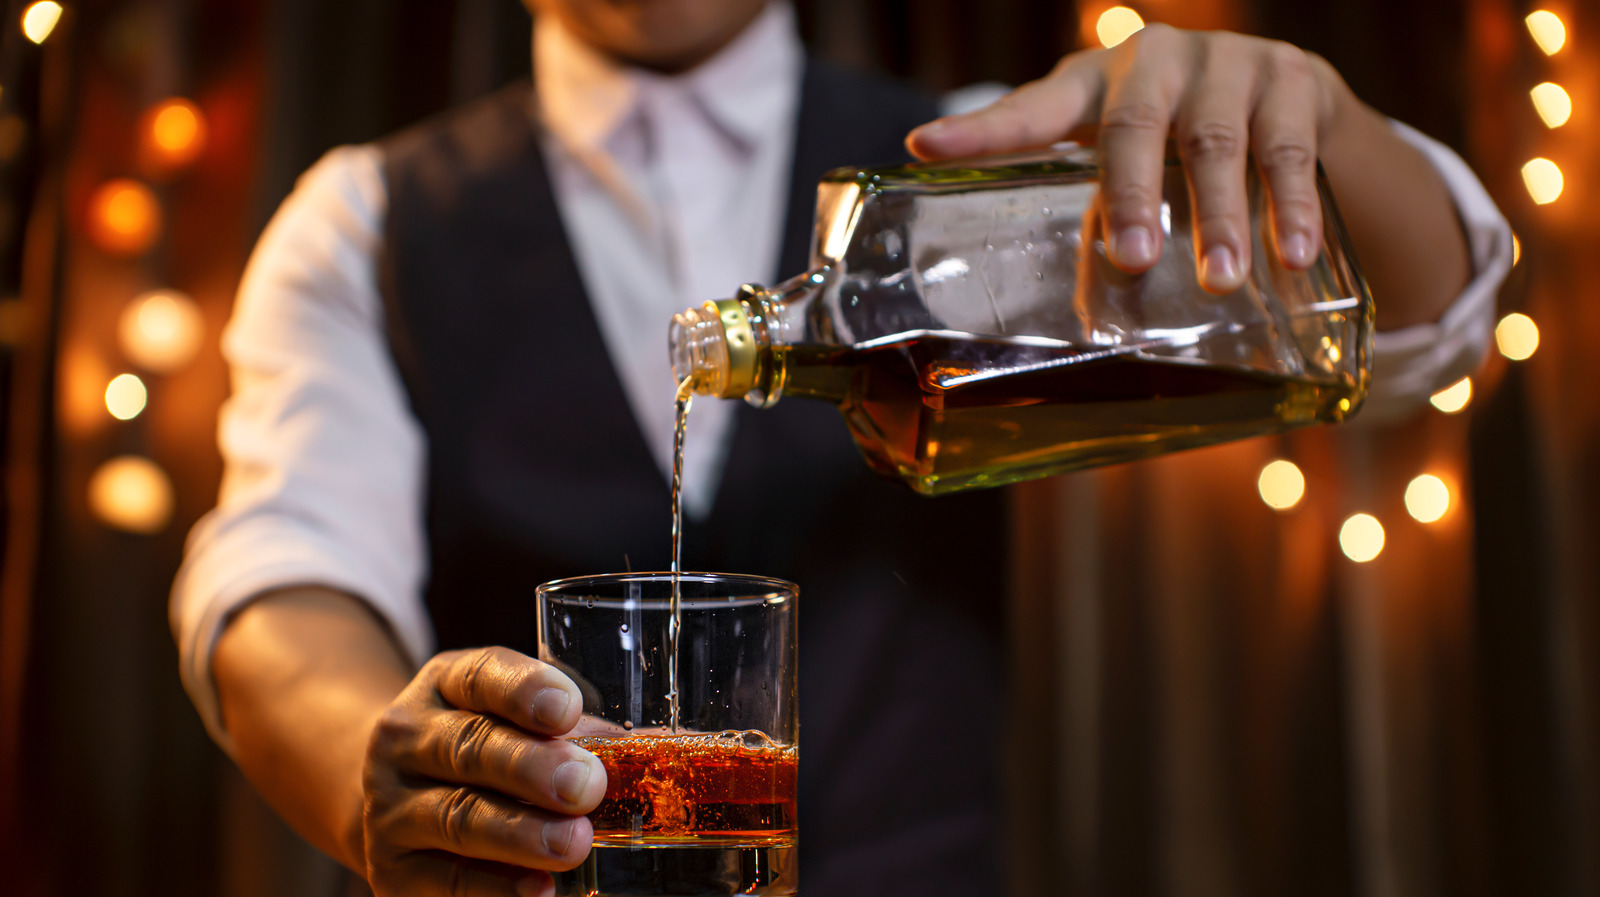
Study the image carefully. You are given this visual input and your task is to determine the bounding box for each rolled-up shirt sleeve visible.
[170,145,433,748]
[1358,119,1512,422]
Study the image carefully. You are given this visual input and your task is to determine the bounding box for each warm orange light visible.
[1430,377,1472,414]
[1496,312,1540,361]
[1526,10,1567,55]
[119,290,203,372]
[1096,6,1145,48]
[1257,459,1305,511]
[87,179,161,256]
[1404,474,1451,524]
[143,98,207,169]
[104,373,147,420]
[1340,513,1385,563]
[1531,82,1572,128]
[21,2,61,45]
[1522,158,1563,205]
[1512,233,1522,266]
[0,299,26,346]
[88,456,173,534]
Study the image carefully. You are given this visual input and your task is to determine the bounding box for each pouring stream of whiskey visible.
[668,376,694,734]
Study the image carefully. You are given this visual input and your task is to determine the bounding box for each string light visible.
[142,98,207,170]
[1096,7,1145,48]
[104,373,147,420]
[1522,158,1564,205]
[119,290,203,372]
[1495,312,1540,360]
[21,1,61,45]
[1512,234,1522,266]
[1530,82,1572,128]
[1340,514,1385,562]
[1429,377,1472,414]
[88,456,174,534]
[1404,475,1451,523]
[86,179,161,256]
[1526,10,1567,55]
[1257,459,1305,511]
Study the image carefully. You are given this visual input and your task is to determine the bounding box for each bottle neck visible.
[669,267,828,407]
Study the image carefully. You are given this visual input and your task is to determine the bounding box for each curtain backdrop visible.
[1,2,1588,896]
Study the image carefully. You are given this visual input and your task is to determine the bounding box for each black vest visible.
[379,63,1006,896]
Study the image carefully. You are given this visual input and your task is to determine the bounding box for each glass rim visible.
[535,571,798,607]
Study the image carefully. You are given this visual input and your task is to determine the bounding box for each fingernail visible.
[533,687,571,728]
[543,818,578,857]
[1201,245,1241,289]
[1281,231,1314,268]
[553,760,592,804]
[1115,226,1155,267]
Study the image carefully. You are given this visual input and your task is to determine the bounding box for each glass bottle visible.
[669,144,1373,496]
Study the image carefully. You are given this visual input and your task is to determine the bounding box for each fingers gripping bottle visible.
[669,145,1373,496]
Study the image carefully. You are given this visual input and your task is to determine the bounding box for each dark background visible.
[3,1,1591,895]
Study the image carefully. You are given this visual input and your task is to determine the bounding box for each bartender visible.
[171,1,1509,895]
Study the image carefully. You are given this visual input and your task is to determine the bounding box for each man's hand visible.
[908,25,1354,295]
[362,647,608,896]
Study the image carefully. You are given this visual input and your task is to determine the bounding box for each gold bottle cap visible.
[709,296,758,398]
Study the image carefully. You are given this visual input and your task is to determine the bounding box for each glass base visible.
[553,844,797,896]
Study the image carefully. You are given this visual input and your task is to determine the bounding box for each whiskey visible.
[667,378,693,733]
[775,332,1359,495]
[573,731,798,846]
[668,142,1372,493]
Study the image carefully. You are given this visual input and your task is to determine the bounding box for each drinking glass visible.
[537,572,799,896]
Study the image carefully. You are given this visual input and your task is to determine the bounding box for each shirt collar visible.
[534,1,802,155]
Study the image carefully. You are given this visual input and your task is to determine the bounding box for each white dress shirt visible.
[171,2,1512,742]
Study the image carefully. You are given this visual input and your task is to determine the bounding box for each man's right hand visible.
[361,646,608,897]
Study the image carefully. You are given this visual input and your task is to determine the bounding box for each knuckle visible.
[1101,100,1169,136]
[445,713,498,774]
[437,786,482,849]
[1274,194,1320,224]
[1132,22,1178,47]
[1258,139,1315,175]
[1102,182,1161,217]
[1264,40,1311,76]
[1181,121,1244,162]
[368,706,417,759]
[1193,208,1244,235]
[456,648,498,704]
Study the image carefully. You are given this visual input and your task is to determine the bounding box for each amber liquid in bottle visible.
[775,332,1359,495]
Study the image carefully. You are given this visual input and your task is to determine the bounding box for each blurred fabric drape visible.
[1,2,1593,897]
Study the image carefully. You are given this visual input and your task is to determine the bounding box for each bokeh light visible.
[119,290,203,372]
[104,373,147,420]
[1513,233,1522,266]
[1257,459,1305,511]
[1429,377,1472,414]
[1496,312,1540,361]
[1531,82,1572,128]
[86,179,161,256]
[1096,6,1145,48]
[1404,475,1451,524]
[1340,513,1385,563]
[1522,158,1564,205]
[21,1,61,45]
[143,98,207,169]
[88,456,173,534]
[1526,10,1567,55]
